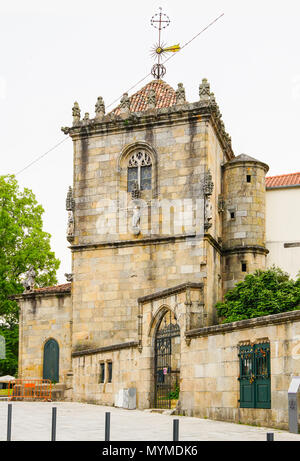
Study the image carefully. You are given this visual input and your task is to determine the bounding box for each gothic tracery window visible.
[127,151,152,192]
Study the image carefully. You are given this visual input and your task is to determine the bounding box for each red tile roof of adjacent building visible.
[31,283,71,294]
[112,79,177,115]
[266,172,300,189]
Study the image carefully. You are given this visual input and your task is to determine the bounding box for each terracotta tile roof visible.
[112,80,176,115]
[31,283,71,294]
[266,172,300,189]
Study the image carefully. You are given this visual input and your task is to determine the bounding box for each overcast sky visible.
[1,0,299,283]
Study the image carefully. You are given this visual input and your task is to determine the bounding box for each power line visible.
[106,12,224,109]
[15,137,69,176]
[15,13,224,176]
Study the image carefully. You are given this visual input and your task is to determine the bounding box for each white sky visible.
[1,0,299,283]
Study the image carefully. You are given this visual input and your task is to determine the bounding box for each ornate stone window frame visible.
[117,141,158,198]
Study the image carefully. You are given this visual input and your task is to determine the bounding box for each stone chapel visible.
[15,78,300,429]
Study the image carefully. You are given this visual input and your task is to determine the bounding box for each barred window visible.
[127,151,152,192]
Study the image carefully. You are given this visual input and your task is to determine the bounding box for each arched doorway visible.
[43,339,59,383]
[154,309,180,409]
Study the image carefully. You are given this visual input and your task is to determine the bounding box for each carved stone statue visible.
[83,112,90,125]
[72,101,81,125]
[120,93,131,114]
[95,96,105,118]
[199,78,210,101]
[22,266,36,292]
[147,89,156,109]
[176,83,186,104]
[205,198,213,221]
[202,169,214,231]
[132,203,141,235]
[67,211,75,237]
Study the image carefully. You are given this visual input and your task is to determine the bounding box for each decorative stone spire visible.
[72,101,81,125]
[95,96,105,119]
[202,169,214,196]
[66,186,75,211]
[120,92,131,115]
[175,83,186,104]
[199,78,210,101]
[147,89,156,109]
[83,112,90,124]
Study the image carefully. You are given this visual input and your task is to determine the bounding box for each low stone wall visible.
[180,310,300,429]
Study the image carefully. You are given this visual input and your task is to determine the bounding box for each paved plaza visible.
[0,401,299,441]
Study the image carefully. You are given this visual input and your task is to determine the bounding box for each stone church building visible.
[14,79,300,429]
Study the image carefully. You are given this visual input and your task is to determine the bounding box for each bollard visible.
[266,432,274,441]
[105,412,110,441]
[7,404,12,441]
[51,407,57,441]
[173,419,179,441]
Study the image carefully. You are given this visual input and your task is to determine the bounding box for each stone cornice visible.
[222,245,269,256]
[70,232,198,252]
[62,100,234,161]
[186,309,300,339]
[72,341,139,357]
[137,282,204,304]
[70,233,253,257]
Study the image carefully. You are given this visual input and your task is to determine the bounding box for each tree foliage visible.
[216,267,300,324]
[0,175,60,375]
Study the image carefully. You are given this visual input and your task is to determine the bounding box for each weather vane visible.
[150,7,180,79]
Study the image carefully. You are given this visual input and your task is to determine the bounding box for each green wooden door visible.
[239,345,255,408]
[239,343,270,409]
[254,343,271,409]
[43,339,59,383]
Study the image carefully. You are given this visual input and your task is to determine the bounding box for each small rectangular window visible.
[246,175,251,183]
[230,211,235,219]
[108,362,112,383]
[99,363,105,383]
[241,262,247,272]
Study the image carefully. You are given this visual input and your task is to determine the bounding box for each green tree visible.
[216,267,300,324]
[0,175,60,375]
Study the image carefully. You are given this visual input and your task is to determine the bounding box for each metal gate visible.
[238,342,271,409]
[154,310,180,409]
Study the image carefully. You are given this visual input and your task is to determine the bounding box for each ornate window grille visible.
[127,151,152,192]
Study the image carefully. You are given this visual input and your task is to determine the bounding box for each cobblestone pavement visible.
[0,401,299,441]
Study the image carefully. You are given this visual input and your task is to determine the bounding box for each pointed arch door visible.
[43,339,59,383]
[154,310,180,408]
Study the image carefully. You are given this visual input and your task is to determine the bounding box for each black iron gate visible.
[154,310,180,409]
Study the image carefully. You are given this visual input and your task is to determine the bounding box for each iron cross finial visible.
[150,8,180,80]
